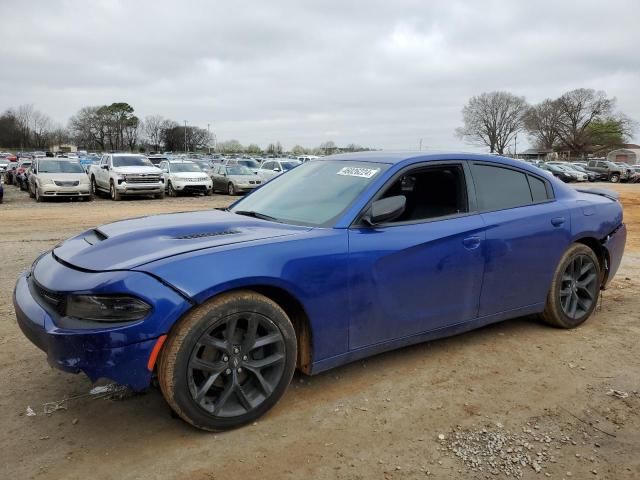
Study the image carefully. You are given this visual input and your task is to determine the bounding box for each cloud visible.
[1,0,638,150]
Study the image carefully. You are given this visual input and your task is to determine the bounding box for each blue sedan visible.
[13,152,626,430]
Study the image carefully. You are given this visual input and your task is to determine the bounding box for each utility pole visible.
[184,120,188,153]
[514,133,518,158]
[207,123,211,154]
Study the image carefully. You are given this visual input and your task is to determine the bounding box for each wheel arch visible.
[167,284,314,375]
[573,236,608,285]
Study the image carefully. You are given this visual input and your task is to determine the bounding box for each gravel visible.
[439,423,577,478]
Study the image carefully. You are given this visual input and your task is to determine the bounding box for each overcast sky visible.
[1,0,638,151]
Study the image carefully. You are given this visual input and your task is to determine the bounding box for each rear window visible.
[471,164,538,211]
[528,175,549,202]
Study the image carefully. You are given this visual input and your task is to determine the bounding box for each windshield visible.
[239,160,260,169]
[227,165,253,175]
[112,155,153,167]
[172,163,202,173]
[230,160,388,227]
[38,160,84,173]
[281,161,300,171]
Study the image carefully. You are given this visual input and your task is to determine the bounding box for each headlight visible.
[65,295,152,322]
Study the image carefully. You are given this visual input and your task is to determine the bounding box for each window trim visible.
[350,160,475,228]
[468,162,555,214]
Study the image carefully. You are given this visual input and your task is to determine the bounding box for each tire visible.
[227,183,235,195]
[35,188,43,203]
[541,243,601,329]
[91,176,99,196]
[110,181,120,201]
[206,188,213,196]
[83,194,93,202]
[158,291,297,431]
[29,183,35,198]
[168,181,177,197]
[609,173,620,183]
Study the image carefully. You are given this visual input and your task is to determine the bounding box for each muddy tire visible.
[541,243,601,329]
[158,291,297,431]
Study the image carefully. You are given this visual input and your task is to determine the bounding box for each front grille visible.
[125,175,161,184]
[54,180,79,187]
[249,180,261,185]
[174,230,239,240]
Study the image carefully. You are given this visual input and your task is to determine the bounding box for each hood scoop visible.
[174,230,240,240]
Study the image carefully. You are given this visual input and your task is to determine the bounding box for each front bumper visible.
[116,182,164,195]
[13,253,192,390]
[40,185,91,197]
[173,180,212,193]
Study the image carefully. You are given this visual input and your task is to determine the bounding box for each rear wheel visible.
[610,173,620,183]
[158,291,297,431]
[228,183,235,195]
[541,244,601,328]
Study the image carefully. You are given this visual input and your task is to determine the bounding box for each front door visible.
[348,163,486,349]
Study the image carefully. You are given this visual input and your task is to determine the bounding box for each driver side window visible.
[378,164,468,223]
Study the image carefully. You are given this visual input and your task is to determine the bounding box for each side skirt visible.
[309,302,545,375]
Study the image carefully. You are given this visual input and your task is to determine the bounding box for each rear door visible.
[469,163,571,317]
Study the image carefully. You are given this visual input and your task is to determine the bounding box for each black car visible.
[538,163,575,182]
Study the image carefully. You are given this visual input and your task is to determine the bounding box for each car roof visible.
[168,159,194,163]
[319,151,543,170]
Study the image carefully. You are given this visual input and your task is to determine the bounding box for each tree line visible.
[457,88,636,156]
[0,102,374,155]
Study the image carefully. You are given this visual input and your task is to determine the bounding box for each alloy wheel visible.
[187,312,286,418]
[559,254,598,319]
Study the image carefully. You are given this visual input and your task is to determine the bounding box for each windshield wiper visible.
[234,210,281,222]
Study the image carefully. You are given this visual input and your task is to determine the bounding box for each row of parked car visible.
[0,153,304,202]
[523,159,640,183]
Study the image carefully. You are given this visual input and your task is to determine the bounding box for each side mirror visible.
[273,168,281,172]
[101,164,109,170]
[364,195,406,226]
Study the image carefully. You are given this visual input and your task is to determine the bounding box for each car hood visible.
[52,210,310,271]
[228,174,261,183]
[112,166,162,174]
[171,172,210,180]
[37,172,89,183]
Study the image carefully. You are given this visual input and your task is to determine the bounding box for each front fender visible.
[134,230,350,362]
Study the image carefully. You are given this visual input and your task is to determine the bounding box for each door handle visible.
[462,236,481,250]
[551,217,565,227]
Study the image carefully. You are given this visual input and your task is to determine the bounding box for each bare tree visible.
[456,91,529,154]
[524,99,561,150]
[144,115,165,152]
[553,89,615,155]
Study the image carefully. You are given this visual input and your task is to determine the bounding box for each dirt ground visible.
[0,183,638,480]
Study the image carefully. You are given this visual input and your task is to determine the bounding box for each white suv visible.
[159,160,213,196]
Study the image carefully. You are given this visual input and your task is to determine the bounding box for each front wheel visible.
[110,181,121,201]
[609,173,620,183]
[541,244,601,329]
[158,291,297,431]
[168,181,177,197]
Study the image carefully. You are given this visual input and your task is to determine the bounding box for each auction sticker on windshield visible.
[336,167,380,178]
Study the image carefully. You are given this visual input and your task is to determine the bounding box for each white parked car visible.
[159,160,213,196]
[27,158,91,202]
[88,153,164,200]
[257,159,301,182]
